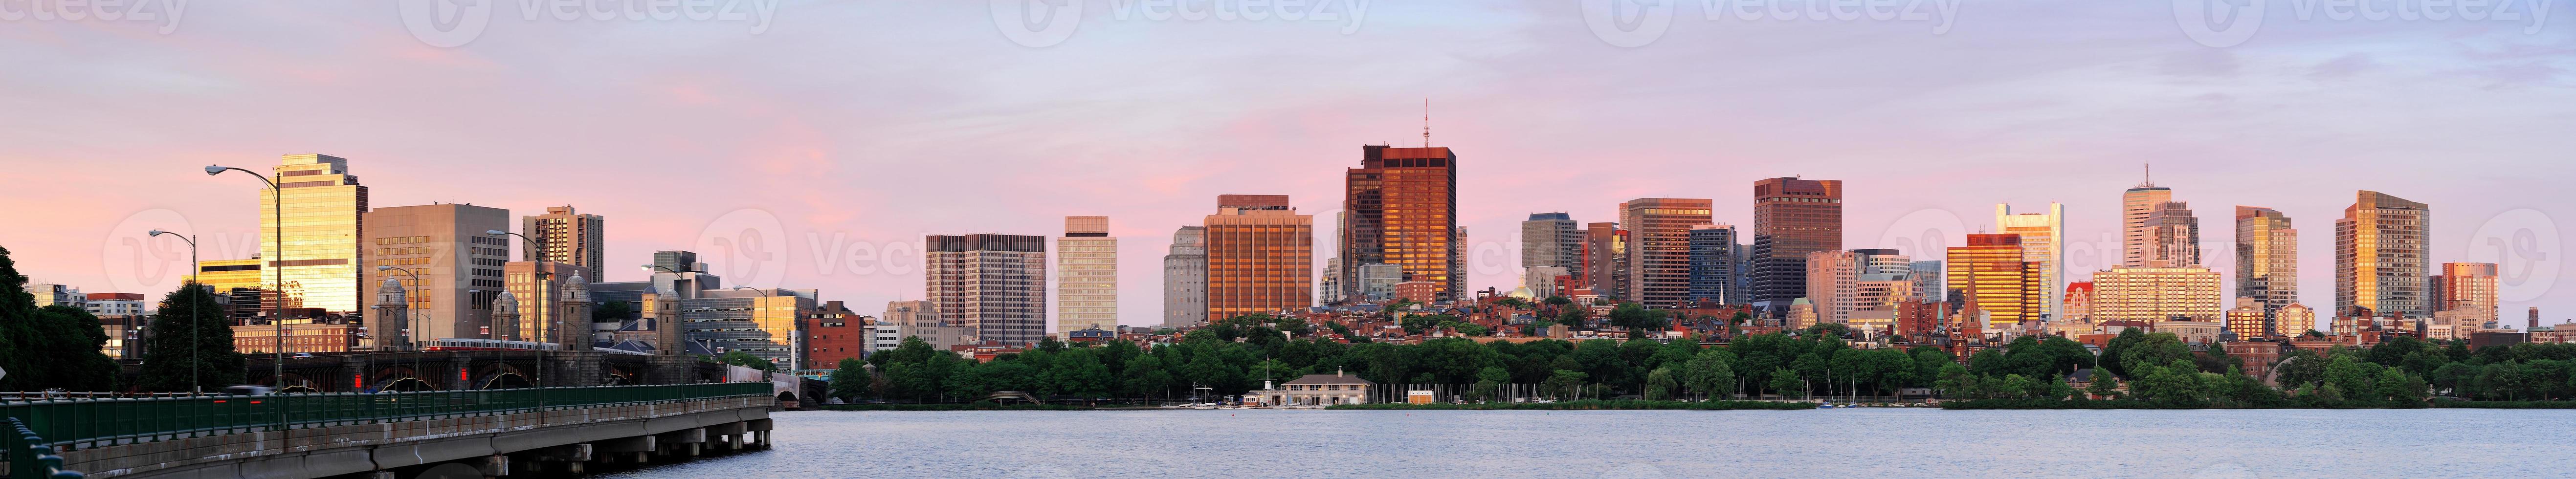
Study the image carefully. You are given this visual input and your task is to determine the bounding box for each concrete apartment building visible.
[1056,216,1118,334]
[926,234,1048,346]
[1162,226,1208,328]
[366,203,510,343]
[1204,195,1312,320]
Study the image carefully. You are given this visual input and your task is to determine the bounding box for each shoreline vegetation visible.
[1329,400,1819,411]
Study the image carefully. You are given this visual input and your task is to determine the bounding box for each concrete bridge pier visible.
[594,435,656,466]
[523,443,591,475]
[658,428,707,457]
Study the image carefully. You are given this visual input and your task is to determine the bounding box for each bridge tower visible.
[376,277,409,350]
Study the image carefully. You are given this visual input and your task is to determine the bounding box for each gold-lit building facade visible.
[261,154,369,317]
[2235,206,2298,323]
[2090,267,2224,324]
[1997,202,2063,321]
[1947,234,2043,327]
[522,205,607,281]
[1340,146,1461,303]
[681,288,816,370]
[2335,190,2431,318]
[1205,195,1312,320]
[1621,198,1714,308]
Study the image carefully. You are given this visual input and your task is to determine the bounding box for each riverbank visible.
[816,403,1099,411]
[1330,400,1817,411]
[1938,398,2576,410]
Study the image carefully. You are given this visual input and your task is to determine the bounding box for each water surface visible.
[601,408,2574,478]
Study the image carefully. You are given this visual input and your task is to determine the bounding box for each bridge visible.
[3,383,777,479]
[112,349,828,406]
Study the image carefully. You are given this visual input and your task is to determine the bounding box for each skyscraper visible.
[1523,213,1580,294]
[502,261,584,343]
[1752,177,1843,309]
[521,205,606,281]
[1582,222,1626,299]
[1163,226,1207,329]
[1948,234,2042,327]
[1205,195,1313,319]
[1909,261,1945,304]
[925,234,1048,345]
[1804,249,1908,326]
[1996,202,2063,321]
[1057,216,1118,334]
[2143,201,2202,268]
[2235,206,2298,321]
[1341,145,1460,303]
[1621,198,1713,308]
[1688,224,1740,304]
[365,203,510,343]
[2121,172,2173,267]
[2335,191,2432,318]
[265,154,370,317]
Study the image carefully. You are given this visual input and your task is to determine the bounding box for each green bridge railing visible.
[5,419,77,479]
[0,382,771,477]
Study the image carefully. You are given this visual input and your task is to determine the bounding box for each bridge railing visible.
[0,383,769,465]
[3,418,79,479]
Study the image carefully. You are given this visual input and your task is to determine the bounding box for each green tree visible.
[1682,349,1737,399]
[1544,369,1589,400]
[138,282,246,392]
[720,350,777,371]
[28,305,117,391]
[827,358,871,402]
[1768,367,1804,399]
[2085,370,2121,399]
[1644,367,1678,400]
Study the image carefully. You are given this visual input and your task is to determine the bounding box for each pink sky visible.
[3,1,2570,327]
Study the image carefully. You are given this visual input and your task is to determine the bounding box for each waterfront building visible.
[2435,262,2500,329]
[2226,298,2268,339]
[1621,198,1714,308]
[804,301,868,370]
[1751,177,1844,309]
[500,261,585,343]
[367,203,510,343]
[1997,202,2064,322]
[2090,267,2224,324]
[1162,226,1208,328]
[2335,191,2432,318]
[1259,373,1376,406]
[926,234,1048,345]
[1340,145,1461,303]
[682,287,816,370]
[2235,206,2298,323]
[519,205,607,281]
[1057,216,1118,334]
[1948,234,2043,327]
[1522,212,1581,278]
[1205,195,1313,320]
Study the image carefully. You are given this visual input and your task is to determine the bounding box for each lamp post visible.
[731,286,800,373]
[204,165,286,390]
[487,230,547,395]
[147,230,201,394]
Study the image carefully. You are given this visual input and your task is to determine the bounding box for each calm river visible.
[599,408,2575,478]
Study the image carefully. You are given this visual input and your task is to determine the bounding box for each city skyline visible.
[3,3,2569,327]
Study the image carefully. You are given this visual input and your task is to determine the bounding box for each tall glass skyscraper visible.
[1057,216,1118,334]
[265,154,369,318]
[2337,191,2431,318]
[2234,206,2297,322]
[1997,202,2063,321]
[1688,224,1739,304]
[1341,145,1460,303]
[1752,177,1843,310]
[1621,198,1713,308]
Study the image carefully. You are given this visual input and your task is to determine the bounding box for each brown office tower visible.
[925,234,1048,346]
[1340,146,1460,303]
[1752,177,1844,309]
[1620,198,1713,308]
[521,205,606,281]
[1582,222,1627,298]
[1206,195,1314,320]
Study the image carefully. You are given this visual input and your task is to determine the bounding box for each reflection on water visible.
[600,408,2576,478]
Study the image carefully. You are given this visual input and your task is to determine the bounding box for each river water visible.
[598,408,2575,478]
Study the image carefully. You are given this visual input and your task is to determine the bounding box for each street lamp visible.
[204,165,285,392]
[486,230,549,394]
[732,286,799,373]
[147,229,202,394]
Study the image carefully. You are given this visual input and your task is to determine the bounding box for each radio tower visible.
[1422,99,1431,147]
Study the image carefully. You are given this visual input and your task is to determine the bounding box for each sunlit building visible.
[1621,198,1713,308]
[1057,216,1118,334]
[2120,174,2172,267]
[2335,191,2432,318]
[2143,201,2202,268]
[2275,303,2317,337]
[1340,146,1460,303]
[1947,234,2043,327]
[520,205,607,281]
[2435,262,2499,328]
[263,154,370,318]
[2235,206,2298,323]
[366,203,510,343]
[1582,222,1626,299]
[1997,202,2064,321]
[2090,267,2224,324]
[1205,195,1313,320]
